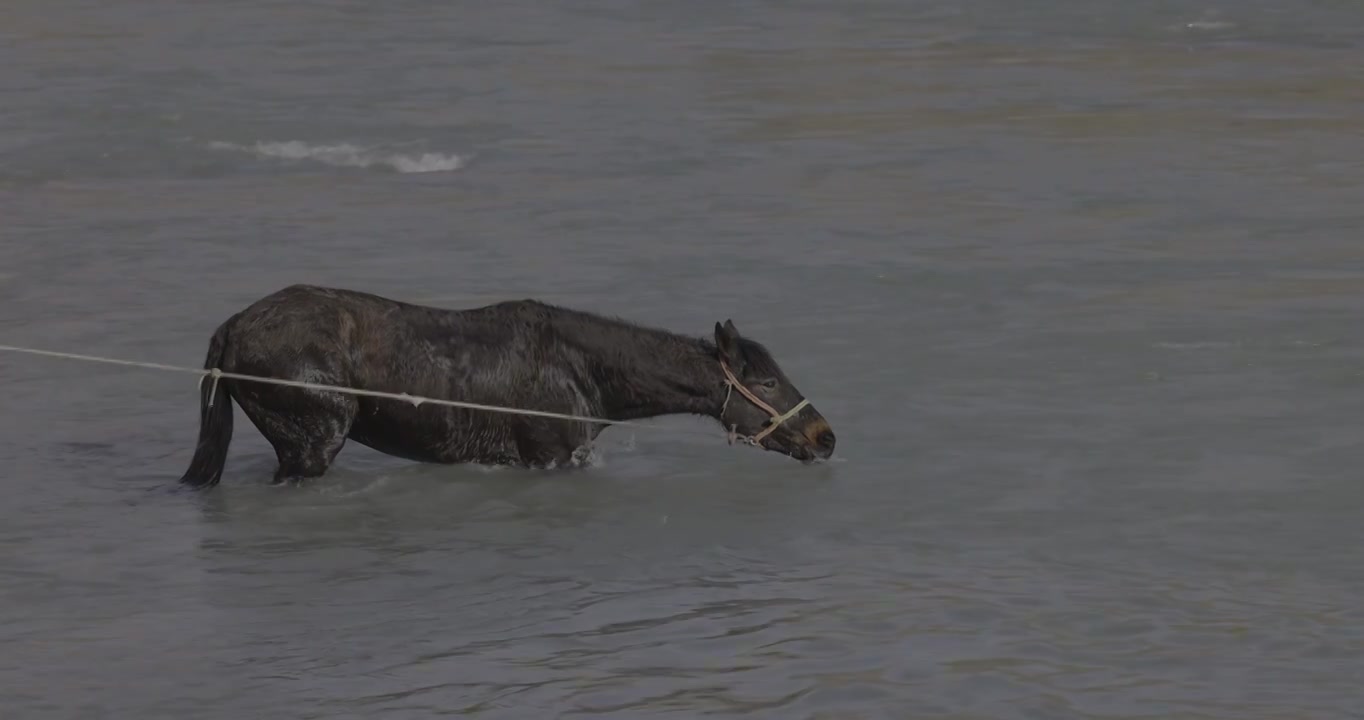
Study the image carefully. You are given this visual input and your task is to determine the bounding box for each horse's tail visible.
[178,320,235,489]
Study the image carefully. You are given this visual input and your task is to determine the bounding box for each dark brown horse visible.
[178,285,835,487]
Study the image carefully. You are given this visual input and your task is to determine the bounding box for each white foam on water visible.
[1173,19,1235,31]
[1183,21,1233,30]
[208,140,463,174]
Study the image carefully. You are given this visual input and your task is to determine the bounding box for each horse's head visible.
[713,319,836,464]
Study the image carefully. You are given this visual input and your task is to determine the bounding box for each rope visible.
[0,343,684,432]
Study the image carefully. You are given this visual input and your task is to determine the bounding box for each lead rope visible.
[0,343,812,448]
[0,343,690,434]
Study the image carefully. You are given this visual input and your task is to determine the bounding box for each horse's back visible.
[234,285,545,336]
[235,284,408,327]
[222,285,545,389]
[226,285,365,362]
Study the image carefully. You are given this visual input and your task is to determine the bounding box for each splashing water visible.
[208,140,463,174]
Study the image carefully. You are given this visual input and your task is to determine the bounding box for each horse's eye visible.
[759,378,778,391]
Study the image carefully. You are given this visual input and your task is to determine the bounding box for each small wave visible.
[1175,20,1234,31]
[1185,21,1232,29]
[208,140,463,174]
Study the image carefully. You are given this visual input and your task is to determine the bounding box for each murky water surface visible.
[3,1,1363,717]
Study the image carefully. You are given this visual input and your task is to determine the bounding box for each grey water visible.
[3,0,1364,717]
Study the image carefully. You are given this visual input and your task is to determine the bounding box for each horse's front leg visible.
[512,420,582,469]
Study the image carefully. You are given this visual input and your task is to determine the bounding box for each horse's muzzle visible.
[811,427,836,460]
[799,418,836,461]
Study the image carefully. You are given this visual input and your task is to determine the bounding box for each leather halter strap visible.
[718,360,810,446]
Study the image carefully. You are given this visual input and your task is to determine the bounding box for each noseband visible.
[718,360,811,446]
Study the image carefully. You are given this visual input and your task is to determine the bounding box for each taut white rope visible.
[0,343,674,431]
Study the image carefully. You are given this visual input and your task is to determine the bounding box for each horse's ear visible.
[714,320,744,372]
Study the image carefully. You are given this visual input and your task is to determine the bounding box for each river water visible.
[3,1,1363,718]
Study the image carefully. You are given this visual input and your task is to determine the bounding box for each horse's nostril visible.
[816,430,836,449]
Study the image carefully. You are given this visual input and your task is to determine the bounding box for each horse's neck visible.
[567,324,725,422]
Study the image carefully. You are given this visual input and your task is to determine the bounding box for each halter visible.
[718,360,811,447]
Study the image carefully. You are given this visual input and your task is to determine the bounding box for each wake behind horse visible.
[178,285,835,487]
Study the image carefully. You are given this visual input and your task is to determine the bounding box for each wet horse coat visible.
[178,284,835,487]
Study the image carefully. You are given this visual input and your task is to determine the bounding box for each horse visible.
[177,284,836,487]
